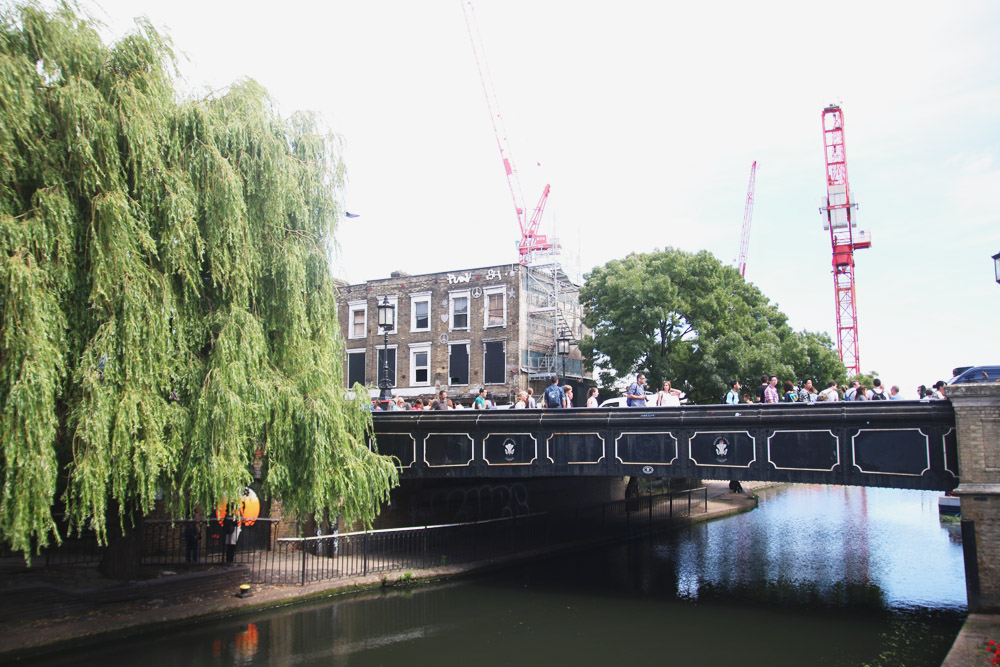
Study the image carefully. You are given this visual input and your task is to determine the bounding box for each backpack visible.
[543,384,562,408]
[870,389,887,400]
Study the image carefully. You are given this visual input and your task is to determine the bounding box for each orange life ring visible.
[216,488,260,526]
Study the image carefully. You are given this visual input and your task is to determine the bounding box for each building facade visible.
[336,263,589,406]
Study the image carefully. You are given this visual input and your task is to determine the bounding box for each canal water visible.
[28,485,967,666]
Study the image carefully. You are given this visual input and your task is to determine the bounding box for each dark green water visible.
[27,485,967,666]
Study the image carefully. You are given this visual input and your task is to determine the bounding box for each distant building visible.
[336,263,590,406]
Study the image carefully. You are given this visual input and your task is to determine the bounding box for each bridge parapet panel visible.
[372,401,957,491]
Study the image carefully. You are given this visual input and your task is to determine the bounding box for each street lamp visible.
[556,335,570,377]
[993,252,1000,285]
[377,296,395,406]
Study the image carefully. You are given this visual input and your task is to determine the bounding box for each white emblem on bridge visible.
[504,439,516,461]
[642,465,654,475]
[714,437,730,463]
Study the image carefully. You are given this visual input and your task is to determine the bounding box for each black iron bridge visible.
[372,401,958,491]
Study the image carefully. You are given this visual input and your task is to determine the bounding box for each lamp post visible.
[993,252,1000,285]
[556,335,570,377]
[377,296,395,407]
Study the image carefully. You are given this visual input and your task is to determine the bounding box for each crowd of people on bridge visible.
[368,374,951,411]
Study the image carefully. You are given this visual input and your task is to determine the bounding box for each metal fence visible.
[13,487,708,585]
[248,486,707,585]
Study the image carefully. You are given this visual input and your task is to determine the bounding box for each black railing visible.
[253,486,708,585]
[12,487,708,585]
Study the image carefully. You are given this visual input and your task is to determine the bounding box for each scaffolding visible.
[522,263,586,380]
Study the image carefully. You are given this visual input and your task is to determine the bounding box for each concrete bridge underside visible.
[372,401,958,492]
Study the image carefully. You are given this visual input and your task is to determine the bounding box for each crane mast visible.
[736,161,757,278]
[820,104,870,378]
[461,1,552,264]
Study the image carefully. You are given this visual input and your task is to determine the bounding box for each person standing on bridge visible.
[756,375,769,403]
[431,390,449,410]
[820,381,840,401]
[627,374,648,407]
[724,380,741,404]
[474,388,488,410]
[764,375,779,404]
[586,387,599,408]
[655,380,682,407]
[543,376,566,408]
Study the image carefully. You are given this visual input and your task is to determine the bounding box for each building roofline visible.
[336,263,526,290]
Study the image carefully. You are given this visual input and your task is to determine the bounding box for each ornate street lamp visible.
[556,335,570,377]
[993,252,1000,285]
[377,296,395,406]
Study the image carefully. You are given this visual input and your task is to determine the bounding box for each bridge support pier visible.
[946,382,1000,613]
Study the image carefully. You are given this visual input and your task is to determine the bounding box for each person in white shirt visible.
[586,387,599,408]
[819,381,840,402]
[656,380,682,407]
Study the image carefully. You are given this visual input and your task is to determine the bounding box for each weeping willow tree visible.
[0,3,397,565]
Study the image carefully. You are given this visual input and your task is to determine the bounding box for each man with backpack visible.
[626,374,648,407]
[867,378,888,400]
[723,380,741,404]
[543,376,566,408]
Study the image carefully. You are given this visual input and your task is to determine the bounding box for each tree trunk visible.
[99,511,144,579]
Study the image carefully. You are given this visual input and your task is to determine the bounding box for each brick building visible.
[336,263,591,406]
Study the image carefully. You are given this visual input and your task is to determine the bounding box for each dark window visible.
[376,348,396,385]
[449,343,469,385]
[414,300,429,329]
[347,352,366,388]
[452,296,468,329]
[484,341,505,384]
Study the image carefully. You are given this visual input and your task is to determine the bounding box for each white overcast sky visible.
[77,0,999,397]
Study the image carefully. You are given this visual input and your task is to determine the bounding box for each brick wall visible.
[944,382,1000,612]
[337,266,525,405]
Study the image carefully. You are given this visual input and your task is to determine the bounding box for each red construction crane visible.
[461,1,552,265]
[819,104,871,378]
[736,161,757,279]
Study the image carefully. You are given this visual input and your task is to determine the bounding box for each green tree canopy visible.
[0,3,397,557]
[579,248,846,403]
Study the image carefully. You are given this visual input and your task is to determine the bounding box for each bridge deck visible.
[372,401,957,491]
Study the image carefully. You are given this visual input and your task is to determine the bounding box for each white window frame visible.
[410,291,431,333]
[483,286,507,329]
[409,343,431,387]
[347,300,367,340]
[449,290,470,332]
[376,344,398,387]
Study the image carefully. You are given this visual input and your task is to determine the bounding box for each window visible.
[484,287,506,328]
[484,340,505,384]
[409,344,430,386]
[449,342,469,386]
[450,291,470,331]
[376,346,397,387]
[347,300,367,340]
[347,350,366,388]
[410,292,431,332]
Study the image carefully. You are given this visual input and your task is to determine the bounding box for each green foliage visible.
[848,370,880,390]
[579,248,846,403]
[0,3,397,556]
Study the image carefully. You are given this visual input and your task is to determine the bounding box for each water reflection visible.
[25,486,967,667]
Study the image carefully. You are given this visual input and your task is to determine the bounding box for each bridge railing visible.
[249,486,708,585]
